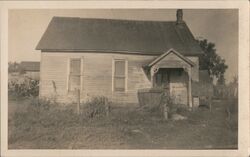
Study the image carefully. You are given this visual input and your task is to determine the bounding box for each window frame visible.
[67,57,84,92]
[112,59,128,93]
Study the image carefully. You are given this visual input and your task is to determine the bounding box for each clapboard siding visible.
[40,52,199,104]
[40,54,69,102]
[40,52,155,103]
[127,56,153,91]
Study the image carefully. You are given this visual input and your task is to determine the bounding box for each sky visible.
[8,9,238,82]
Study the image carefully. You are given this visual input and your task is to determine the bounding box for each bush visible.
[141,92,187,119]
[81,96,111,119]
[160,93,190,119]
[8,78,39,97]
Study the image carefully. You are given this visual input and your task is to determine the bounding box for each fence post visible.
[105,98,110,117]
[163,104,168,120]
[209,96,212,112]
[77,89,80,115]
[162,92,169,120]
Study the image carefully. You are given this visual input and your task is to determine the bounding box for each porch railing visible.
[137,88,164,107]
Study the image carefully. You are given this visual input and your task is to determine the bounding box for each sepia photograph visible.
[7,8,239,149]
[1,1,249,157]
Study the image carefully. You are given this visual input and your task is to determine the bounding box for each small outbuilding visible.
[20,61,40,80]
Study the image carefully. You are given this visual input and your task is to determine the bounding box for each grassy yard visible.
[8,97,237,149]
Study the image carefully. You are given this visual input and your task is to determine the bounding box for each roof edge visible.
[51,16,178,23]
[38,49,201,56]
[148,48,196,67]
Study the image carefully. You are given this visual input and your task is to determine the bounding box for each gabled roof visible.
[36,16,203,56]
[148,48,195,67]
[20,61,40,72]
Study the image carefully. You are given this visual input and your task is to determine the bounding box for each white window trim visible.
[67,57,84,93]
[112,58,128,93]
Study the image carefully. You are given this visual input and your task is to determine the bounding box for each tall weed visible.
[81,96,111,119]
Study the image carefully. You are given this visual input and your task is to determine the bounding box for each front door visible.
[155,68,170,94]
[154,68,188,105]
[169,69,188,105]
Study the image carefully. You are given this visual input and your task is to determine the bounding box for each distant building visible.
[20,61,40,80]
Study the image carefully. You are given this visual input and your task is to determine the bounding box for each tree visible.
[8,61,25,74]
[198,39,228,85]
[8,62,20,73]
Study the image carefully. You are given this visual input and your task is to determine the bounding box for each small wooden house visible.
[36,10,204,107]
[20,61,40,80]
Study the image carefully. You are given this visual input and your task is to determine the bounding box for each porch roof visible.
[147,48,195,68]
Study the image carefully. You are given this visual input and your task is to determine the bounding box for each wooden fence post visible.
[162,92,169,120]
[77,89,80,115]
[209,96,212,112]
[105,98,110,117]
[163,104,168,120]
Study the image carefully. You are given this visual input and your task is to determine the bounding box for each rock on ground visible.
[171,113,187,121]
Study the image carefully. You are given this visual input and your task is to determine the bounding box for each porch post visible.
[151,73,154,87]
[150,65,159,87]
[188,67,192,108]
[150,67,154,87]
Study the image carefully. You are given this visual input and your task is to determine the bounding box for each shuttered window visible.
[68,58,81,91]
[114,60,126,92]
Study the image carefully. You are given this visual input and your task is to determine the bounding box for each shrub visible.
[141,92,180,119]
[160,93,172,110]
[138,90,189,119]
[81,96,111,119]
[8,78,39,97]
[160,93,190,119]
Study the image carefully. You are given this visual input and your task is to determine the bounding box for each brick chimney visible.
[176,9,184,24]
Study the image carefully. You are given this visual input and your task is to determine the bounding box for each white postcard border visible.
[1,1,249,157]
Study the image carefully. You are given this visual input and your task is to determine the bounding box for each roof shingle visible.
[36,16,203,56]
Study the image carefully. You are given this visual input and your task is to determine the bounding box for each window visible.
[68,58,81,92]
[114,60,126,92]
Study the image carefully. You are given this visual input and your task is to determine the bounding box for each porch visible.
[143,49,195,108]
[152,68,189,105]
